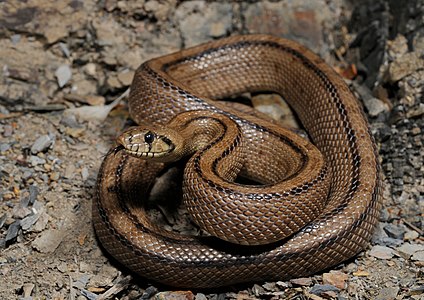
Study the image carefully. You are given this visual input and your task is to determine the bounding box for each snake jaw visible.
[116,127,177,160]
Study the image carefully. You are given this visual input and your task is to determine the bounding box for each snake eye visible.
[144,132,155,144]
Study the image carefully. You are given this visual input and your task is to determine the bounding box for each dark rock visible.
[140,286,158,300]
[5,220,21,245]
[29,185,38,205]
[310,284,340,296]
[383,223,406,239]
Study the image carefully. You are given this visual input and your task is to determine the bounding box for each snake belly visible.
[93,34,382,288]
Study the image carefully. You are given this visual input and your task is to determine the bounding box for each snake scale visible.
[93,35,382,288]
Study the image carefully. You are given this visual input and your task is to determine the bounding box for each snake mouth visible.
[117,142,175,159]
[112,144,125,155]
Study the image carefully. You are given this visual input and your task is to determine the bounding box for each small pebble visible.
[3,125,13,136]
[0,143,11,152]
[55,64,72,88]
[404,230,419,241]
[140,286,158,300]
[50,172,60,181]
[31,134,55,154]
[64,164,76,179]
[81,167,89,181]
[28,185,38,204]
[29,156,47,166]
[11,34,21,44]
[195,293,207,300]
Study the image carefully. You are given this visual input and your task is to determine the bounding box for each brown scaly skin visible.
[93,34,382,288]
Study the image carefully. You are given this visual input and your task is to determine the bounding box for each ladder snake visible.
[93,34,382,288]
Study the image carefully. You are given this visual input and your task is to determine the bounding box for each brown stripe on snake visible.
[93,34,382,288]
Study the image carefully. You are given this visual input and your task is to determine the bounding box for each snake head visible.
[116,126,183,162]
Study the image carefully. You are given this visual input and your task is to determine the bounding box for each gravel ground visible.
[0,1,423,299]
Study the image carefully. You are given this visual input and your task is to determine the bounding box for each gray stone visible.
[375,287,399,300]
[29,156,47,166]
[0,143,11,152]
[55,64,72,88]
[369,245,394,259]
[140,286,158,300]
[32,229,64,253]
[31,134,55,154]
[364,97,390,117]
[310,284,339,295]
[20,213,40,231]
[411,251,424,261]
[29,185,38,205]
[195,293,207,300]
[397,243,424,258]
[383,223,406,239]
[5,220,21,243]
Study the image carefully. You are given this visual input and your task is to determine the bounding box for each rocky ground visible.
[0,0,423,299]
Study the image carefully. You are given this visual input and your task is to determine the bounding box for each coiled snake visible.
[93,35,382,288]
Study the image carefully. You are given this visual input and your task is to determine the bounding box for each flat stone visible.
[85,95,105,106]
[404,230,419,241]
[44,24,68,44]
[389,52,424,82]
[323,271,348,290]
[397,243,424,257]
[31,134,55,154]
[412,251,424,261]
[117,70,135,86]
[155,291,195,300]
[364,97,390,117]
[64,164,76,179]
[88,265,118,288]
[5,220,21,243]
[290,277,313,286]
[383,223,406,239]
[29,156,47,166]
[310,284,340,296]
[32,229,64,253]
[369,245,394,259]
[375,287,399,300]
[20,213,40,231]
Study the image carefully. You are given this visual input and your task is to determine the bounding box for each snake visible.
[93,34,382,288]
